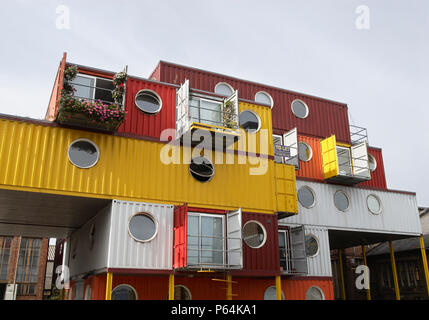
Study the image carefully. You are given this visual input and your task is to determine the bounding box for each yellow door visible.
[320,135,339,179]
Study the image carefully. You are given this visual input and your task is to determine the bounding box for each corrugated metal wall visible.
[274,163,298,214]
[359,147,387,189]
[153,61,351,144]
[296,135,324,181]
[282,277,334,300]
[240,212,280,275]
[278,224,332,277]
[284,180,422,236]
[117,77,176,140]
[0,118,285,214]
[108,200,174,270]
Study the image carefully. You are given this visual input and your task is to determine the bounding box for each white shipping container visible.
[283,180,422,236]
[107,200,174,270]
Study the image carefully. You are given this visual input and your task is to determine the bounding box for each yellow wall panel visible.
[0,118,295,214]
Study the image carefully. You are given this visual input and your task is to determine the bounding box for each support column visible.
[419,235,429,297]
[168,274,175,300]
[389,241,400,300]
[105,272,113,300]
[226,275,233,300]
[338,249,346,300]
[361,245,371,300]
[275,275,282,300]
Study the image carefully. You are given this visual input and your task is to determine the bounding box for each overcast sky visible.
[0,0,428,206]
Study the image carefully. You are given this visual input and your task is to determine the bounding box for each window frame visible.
[255,91,273,108]
[173,285,192,300]
[334,190,351,212]
[127,212,159,243]
[214,82,234,96]
[67,138,100,169]
[71,73,115,105]
[238,109,262,133]
[367,194,383,215]
[134,89,163,115]
[187,212,226,267]
[111,284,138,300]
[291,99,309,119]
[242,220,267,249]
[298,141,313,162]
[263,285,285,300]
[305,286,325,300]
[189,156,215,183]
[273,134,284,164]
[297,186,316,209]
[368,154,377,172]
[305,234,320,258]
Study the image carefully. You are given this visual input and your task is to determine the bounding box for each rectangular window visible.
[71,74,115,104]
[278,228,307,275]
[189,97,223,127]
[336,146,353,176]
[0,237,12,281]
[16,238,41,296]
[273,134,284,164]
[187,213,225,267]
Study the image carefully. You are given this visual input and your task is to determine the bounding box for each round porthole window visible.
[214,82,234,96]
[298,142,313,162]
[367,194,382,215]
[173,285,192,300]
[369,154,377,172]
[135,90,162,114]
[112,284,138,300]
[291,99,309,119]
[305,234,319,257]
[305,286,325,300]
[189,156,215,183]
[68,139,100,169]
[263,286,285,300]
[128,213,157,242]
[334,190,350,212]
[242,221,266,249]
[255,91,273,108]
[239,110,261,133]
[298,186,316,208]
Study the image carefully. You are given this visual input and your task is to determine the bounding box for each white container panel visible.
[282,180,422,236]
[108,200,174,270]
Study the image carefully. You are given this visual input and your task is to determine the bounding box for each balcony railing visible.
[350,124,369,145]
[186,234,242,270]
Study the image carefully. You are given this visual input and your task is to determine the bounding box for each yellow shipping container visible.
[0,118,297,215]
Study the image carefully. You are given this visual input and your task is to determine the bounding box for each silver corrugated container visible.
[107,200,174,270]
[283,180,422,236]
[279,224,332,277]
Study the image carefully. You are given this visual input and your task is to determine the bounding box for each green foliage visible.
[222,100,238,129]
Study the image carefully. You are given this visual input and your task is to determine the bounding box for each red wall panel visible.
[153,61,351,144]
[358,147,387,189]
[239,212,280,276]
[117,77,177,140]
[283,277,334,300]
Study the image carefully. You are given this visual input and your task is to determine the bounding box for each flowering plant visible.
[112,69,128,103]
[62,65,78,95]
[222,100,238,129]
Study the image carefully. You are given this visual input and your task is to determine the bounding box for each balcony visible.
[279,226,308,275]
[56,67,126,131]
[321,125,371,185]
[176,80,240,149]
[173,206,243,271]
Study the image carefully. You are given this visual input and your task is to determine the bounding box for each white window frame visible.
[298,141,313,162]
[242,220,267,249]
[135,89,163,114]
[367,194,383,215]
[214,82,234,96]
[255,91,273,108]
[187,212,226,267]
[334,190,351,212]
[67,138,100,169]
[368,154,377,172]
[239,110,261,133]
[127,212,159,243]
[297,186,316,209]
[291,99,309,119]
[71,73,115,104]
[336,146,353,176]
[273,134,284,164]
[305,286,325,300]
[263,285,285,300]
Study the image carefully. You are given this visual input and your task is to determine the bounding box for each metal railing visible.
[350,124,369,145]
[186,234,242,269]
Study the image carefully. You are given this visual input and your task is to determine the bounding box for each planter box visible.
[56,109,123,132]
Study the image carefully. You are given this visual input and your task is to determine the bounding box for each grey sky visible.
[0,0,428,206]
